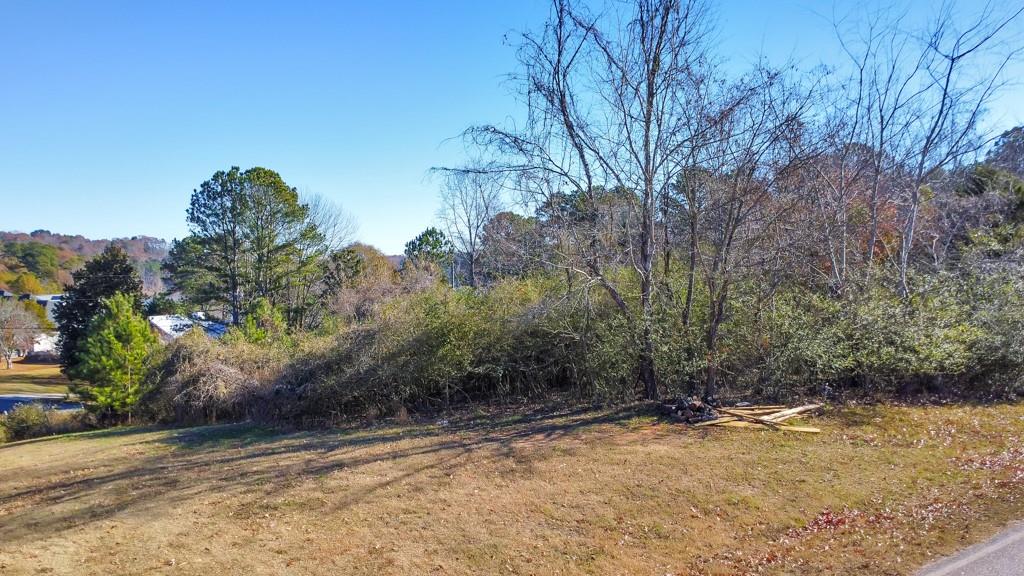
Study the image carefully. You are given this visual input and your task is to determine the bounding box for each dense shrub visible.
[964,274,1024,397]
[1,403,47,440]
[710,273,1019,400]
[144,268,1024,426]
[273,278,617,422]
[143,331,289,424]
[0,404,93,442]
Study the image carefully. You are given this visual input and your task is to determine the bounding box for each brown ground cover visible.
[0,403,1021,575]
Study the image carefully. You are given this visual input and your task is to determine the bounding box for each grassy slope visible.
[0,362,70,396]
[0,404,1022,575]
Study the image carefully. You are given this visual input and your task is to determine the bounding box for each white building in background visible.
[28,333,59,360]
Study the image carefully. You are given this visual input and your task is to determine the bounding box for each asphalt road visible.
[0,394,81,414]
[917,522,1024,576]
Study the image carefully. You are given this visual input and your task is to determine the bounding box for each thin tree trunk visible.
[704,289,726,401]
[898,187,920,297]
[230,277,240,325]
[682,217,697,327]
[639,184,659,400]
[866,157,882,266]
[639,273,659,401]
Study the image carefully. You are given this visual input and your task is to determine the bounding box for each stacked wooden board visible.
[692,404,823,432]
[662,399,823,433]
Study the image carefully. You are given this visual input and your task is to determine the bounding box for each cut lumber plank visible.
[711,420,820,433]
[762,404,822,422]
[692,416,738,427]
[725,409,785,416]
[771,413,810,423]
[712,420,772,428]
[716,407,781,428]
[776,425,820,433]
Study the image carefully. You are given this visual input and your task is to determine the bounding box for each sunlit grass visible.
[0,361,70,395]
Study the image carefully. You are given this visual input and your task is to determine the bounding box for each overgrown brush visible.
[144,271,1024,426]
[272,278,633,423]
[717,273,1024,400]
[143,330,290,424]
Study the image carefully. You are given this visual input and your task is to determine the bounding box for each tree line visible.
[165,166,356,329]
[436,0,1024,401]
[12,0,1023,431]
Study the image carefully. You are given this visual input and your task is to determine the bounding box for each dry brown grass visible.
[0,403,1022,575]
[0,361,70,396]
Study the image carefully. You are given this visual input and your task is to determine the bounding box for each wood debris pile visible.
[662,399,823,433]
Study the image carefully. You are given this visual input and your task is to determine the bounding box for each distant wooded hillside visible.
[0,230,168,294]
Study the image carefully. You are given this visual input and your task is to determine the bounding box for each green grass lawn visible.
[0,361,70,395]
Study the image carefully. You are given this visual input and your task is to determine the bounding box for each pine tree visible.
[54,245,143,375]
[404,227,454,268]
[171,166,324,326]
[74,293,158,422]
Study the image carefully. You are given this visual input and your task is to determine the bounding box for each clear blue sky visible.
[2,1,1021,254]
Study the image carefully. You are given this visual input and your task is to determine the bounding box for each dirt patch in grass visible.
[0,404,1022,575]
[0,361,70,396]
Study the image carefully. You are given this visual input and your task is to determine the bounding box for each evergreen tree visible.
[164,236,222,313]
[169,166,325,326]
[226,297,288,345]
[54,245,143,374]
[180,167,247,324]
[74,292,158,422]
[404,227,453,269]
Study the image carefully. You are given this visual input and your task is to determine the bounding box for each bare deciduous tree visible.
[0,300,40,370]
[458,0,714,399]
[287,193,359,329]
[837,4,1023,295]
[438,170,504,287]
[693,68,815,399]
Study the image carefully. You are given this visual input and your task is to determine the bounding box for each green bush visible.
[3,403,48,439]
[0,404,93,442]
[265,276,645,423]
[708,273,1009,400]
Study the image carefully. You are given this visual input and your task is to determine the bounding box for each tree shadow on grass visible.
[0,373,66,384]
[0,404,650,548]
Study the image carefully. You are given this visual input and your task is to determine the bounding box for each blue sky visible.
[2,1,1021,254]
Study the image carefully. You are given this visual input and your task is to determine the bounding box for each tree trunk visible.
[682,217,697,327]
[639,176,659,400]
[662,202,672,283]
[898,187,920,298]
[704,289,727,401]
[866,158,882,266]
[639,336,658,400]
[230,276,241,325]
[639,274,659,401]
